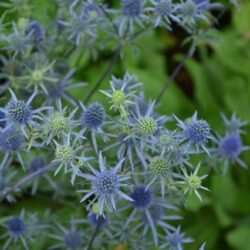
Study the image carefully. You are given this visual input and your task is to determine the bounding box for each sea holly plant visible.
[175,163,209,202]
[78,152,133,215]
[0,0,247,250]
[208,113,250,175]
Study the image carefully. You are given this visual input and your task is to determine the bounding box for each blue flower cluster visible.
[0,0,244,250]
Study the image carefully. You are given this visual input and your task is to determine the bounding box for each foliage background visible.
[1,0,250,249]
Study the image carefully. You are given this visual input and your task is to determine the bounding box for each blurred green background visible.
[1,0,250,249]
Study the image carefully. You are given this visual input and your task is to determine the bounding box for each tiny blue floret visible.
[130,185,152,209]
[81,103,105,129]
[122,0,142,17]
[0,128,22,153]
[64,232,81,250]
[7,217,26,237]
[219,134,242,159]
[29,157,46,173]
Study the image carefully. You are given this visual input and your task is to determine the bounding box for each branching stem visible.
[0,161,56,202]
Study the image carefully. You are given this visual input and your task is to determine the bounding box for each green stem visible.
[83,50,120,105]
[155,46,194,104]
[0,161,56,202]
[86,218,103,250]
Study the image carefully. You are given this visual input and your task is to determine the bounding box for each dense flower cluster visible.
[0,0,244,250]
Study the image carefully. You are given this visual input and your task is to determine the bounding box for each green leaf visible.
[214,205,233,227]
[211,173,238,211]
[227,226,250,250]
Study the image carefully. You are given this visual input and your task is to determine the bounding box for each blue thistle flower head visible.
[94,170,120,195]
[122,0,142,17]
[177,0,221,29]
[2,210,41,249]
[29,157,46,173]
[184,119,210,145]
[219,134,242,159]
[82,2,102,19]
[130,185,152,209]
[0,110,6,128]
[221,113,247,135]
[180,0,198,17]
[168,233,184,248]
[175,112,211,152]
[147,0,180,28]
[81,103,105,129]
[164,226,193,250]
[64,232,81,250]
[0,128,22,153]
[110,73,142,95]
[1,22,30,56]
[88,213,108,228]
[49,220,85,250]
[6,99,32,125]
[7,216,26,237]
[3,89,44,133]
[154,0,176,17]
[57,1,99,46]
[79,152,133,215]
[176,0,212,30]
[26,21,44,43]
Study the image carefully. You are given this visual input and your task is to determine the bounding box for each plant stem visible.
[84,51,120,105]
[155,46,194,104]
[99,5,119,36]
[0,161,56,202]
[86,146,128,249]
[155,9,227,104]
[86,218,103,250]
